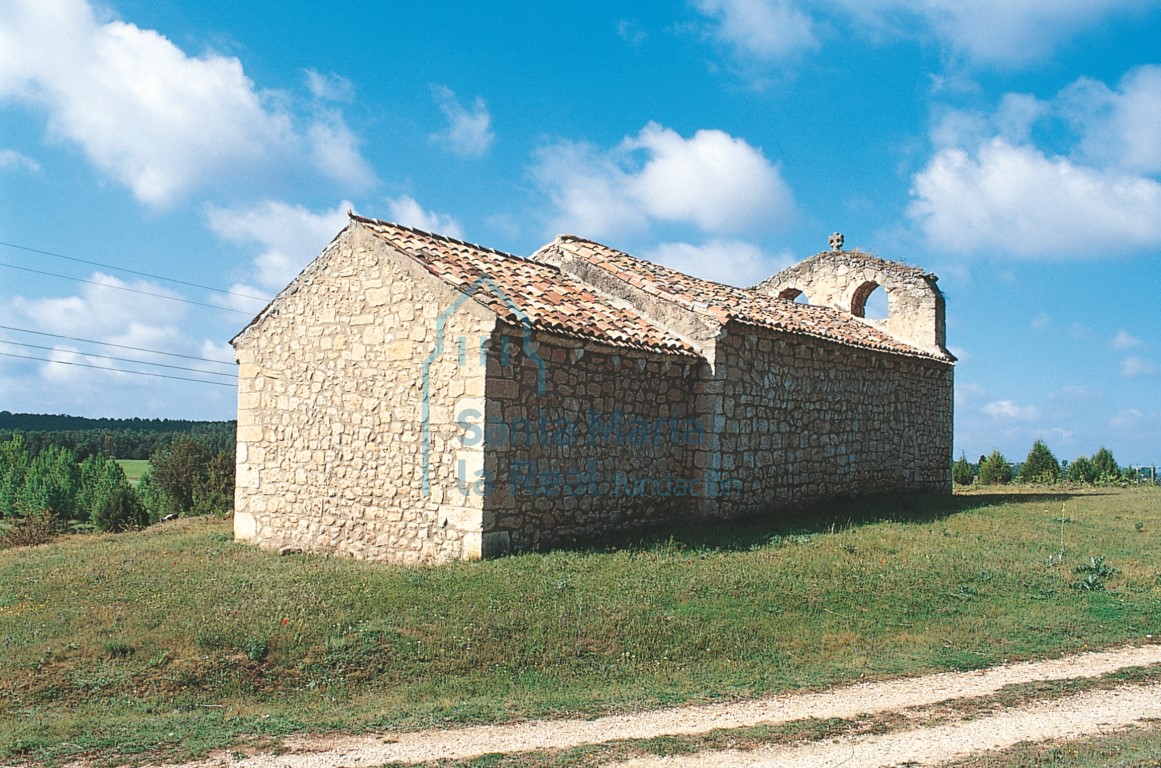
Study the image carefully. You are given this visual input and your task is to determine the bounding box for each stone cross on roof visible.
[829,232,844,252]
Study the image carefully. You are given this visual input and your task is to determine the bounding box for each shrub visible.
[951,454,974,485]
[977,450,1012,485]
[1067,456,1098,485]
[1071,556,1117,591]
[1019,440,1061,484]
[0,509,59,549]
[1091,447,1121,485]
[77,455,147,532]
[148,437,233,517]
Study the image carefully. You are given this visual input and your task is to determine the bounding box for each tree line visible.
[1,432,234,543]
[0,411,234,460]
[953,440,1141,486]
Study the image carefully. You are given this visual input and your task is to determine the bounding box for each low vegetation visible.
[0,434,233,542]
[1,487,1158,765]
[955,441,1148,488]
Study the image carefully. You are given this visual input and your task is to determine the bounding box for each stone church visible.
[231,213,954,564]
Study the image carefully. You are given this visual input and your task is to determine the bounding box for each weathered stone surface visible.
[755,249,950,358]
[232,220,954,565]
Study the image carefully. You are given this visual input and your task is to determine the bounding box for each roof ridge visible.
[348,211,528,264]
[555,235,756,295]
[549,235,950,361]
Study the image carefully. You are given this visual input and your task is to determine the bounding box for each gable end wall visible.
[233,226,495,564]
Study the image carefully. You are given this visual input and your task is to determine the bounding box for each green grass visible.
[943,723,1161,767]
[1,487,1159,765]
[113,459,150,486]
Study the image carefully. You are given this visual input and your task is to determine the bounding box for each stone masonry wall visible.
[475,330,704,553]
[756,251,948,357]
[235,228,954,565]
[706,324,953,517]
[233,225,497,564]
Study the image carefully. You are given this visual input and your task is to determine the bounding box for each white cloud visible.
[1046,427,1075,443]
[533,121,795,239]
[1109,408,1160,433]
[213,282,269,314]
[929,93,1049,150]
[982,399,1039,421]
[1048,385,1101,401]
[386,195,465,240]
[0,0,374,206]
[1122,356,1157,378]
[954,382,986,408]
[909,138,1161,257]
[431,86,494,158]
[0,148,40,172]
[912,65,1161,258]
[307,115,375,189]
[642,240,795,287]
[206,200,352,291]
[1111,330,1144,349]
[200,339,236,365]
[1,273,194,389]
[832,0,1147,67]
[1063,65,1161,174]
[616,19,647,45]
[1029,312,1051,331]
[11,272,185,338]
[304,69,355,103]
[1068,323,1094,341]
[693,0,819,63]
[0,274,240,414]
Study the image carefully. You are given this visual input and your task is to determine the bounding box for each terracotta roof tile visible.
[353,215,698,356]
[536,236,948,360]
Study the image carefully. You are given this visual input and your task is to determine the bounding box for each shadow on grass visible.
[566,490,1093,555]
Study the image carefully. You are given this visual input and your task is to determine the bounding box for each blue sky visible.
[1,0,1159,466]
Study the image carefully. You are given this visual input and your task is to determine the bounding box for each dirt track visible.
[165,643,1161,768]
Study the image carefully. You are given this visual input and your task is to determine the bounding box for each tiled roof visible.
[353,216,698,356]
[534,236,948,360]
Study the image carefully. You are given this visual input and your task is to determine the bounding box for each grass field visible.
[113,459,150,486]
[1,487,1158,765]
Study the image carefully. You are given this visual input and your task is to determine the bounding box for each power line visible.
[0,240,271,302]
[0,324,236,367]
[0,340,237,379]
[0,261,257,315]
[0,350,237,387]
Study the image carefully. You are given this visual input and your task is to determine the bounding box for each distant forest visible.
[0,412,235,459]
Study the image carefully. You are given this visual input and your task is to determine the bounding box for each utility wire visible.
[0,350,237,387]
[0,240,271,302]
[0,261,257,314]
[0,324,236,367]
[0,340,237,379]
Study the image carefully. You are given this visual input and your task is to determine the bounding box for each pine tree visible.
[1019,440,1061,484]
[952,454,974,485]
[978,450,1012,485]
[1091,447,1120,484]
